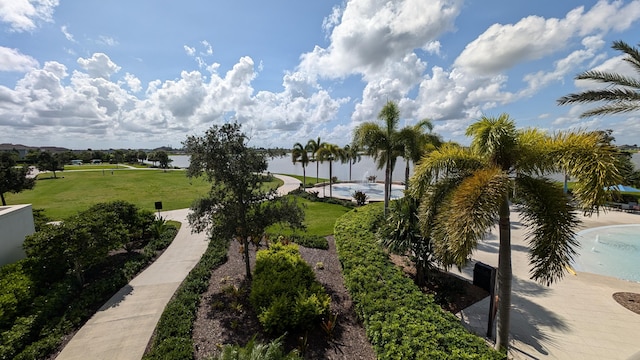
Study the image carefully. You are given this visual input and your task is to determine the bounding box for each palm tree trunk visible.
[405,159,410,191]
[495,195,512,351]
[329,160,333,198]
[302,165,306,188]
[349,160,352,182]
[384,159,390,215]
[316,161,319,184]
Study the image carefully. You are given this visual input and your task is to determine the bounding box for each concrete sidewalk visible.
[455,209,640,360]
[56,174,299,360]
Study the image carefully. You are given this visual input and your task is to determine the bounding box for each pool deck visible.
[454,208,640,360]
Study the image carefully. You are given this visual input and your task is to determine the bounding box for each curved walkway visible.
[55,174,300,360]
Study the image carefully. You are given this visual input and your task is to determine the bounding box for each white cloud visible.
[0,46,39,72]
[454,0,640,76]
[123,73,142,93]
[184,45,196,56]
[98,35,119,47]
[0,0,59,32]
[61,25,75,42]
[201,40,213,55]
[77,53,121,79]
[299,0,462,78]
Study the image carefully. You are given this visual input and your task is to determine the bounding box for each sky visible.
[1,0,640,150]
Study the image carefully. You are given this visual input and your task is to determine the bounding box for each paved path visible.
[456,209,640,360]
[55,174,300,360]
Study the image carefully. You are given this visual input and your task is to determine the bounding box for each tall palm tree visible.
[343,144,361,182]
[306,137,323,184]
[353,101,404,214]
[397,119,442,190]
[291,142,310,187]
[557,40,640,117]
[316,143,344,198]
[409,114,621,351]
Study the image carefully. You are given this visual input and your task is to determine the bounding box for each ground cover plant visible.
[334,203,504,359]
[0,201,179,360]
[5,169,282,220]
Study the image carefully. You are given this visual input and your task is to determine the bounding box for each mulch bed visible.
[613,292,640,315]
[192,236,376,359]
[192,236,490,359]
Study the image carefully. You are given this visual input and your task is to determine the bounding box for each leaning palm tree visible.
[291,142,310,188]
[353,101,405,214]
[316,143,344,198]
[557,40,640,117]
[306,137,323,184]
[409,114,621,352]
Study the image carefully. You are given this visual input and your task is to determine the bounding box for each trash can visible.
[473,262,495,292]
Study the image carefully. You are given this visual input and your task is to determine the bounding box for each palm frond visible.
[575,70,640,89]
[514,128,555,176]
[515,176,580,285]
[466,114,518,169]
[549,131,622,213]
[432,167,511,268]
[612,40,640,72]
[408,143,484,198]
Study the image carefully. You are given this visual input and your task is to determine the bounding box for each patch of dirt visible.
[192,237,376,360]
[389,254,489,313]
[613,292,640,315]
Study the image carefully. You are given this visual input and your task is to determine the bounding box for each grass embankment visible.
[280,173,329,188]
[268,197,351,237]
[7,170,283,220]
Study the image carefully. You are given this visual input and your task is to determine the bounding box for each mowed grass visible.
[268,197,352,237]
[7,169,283,220]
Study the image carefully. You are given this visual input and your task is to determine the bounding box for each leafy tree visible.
[343,144,362,182]
[36,151,63,178]
[353,100,404,214]
[111,149,125,164]
[316,143,345,198]
[291,142,310,187]
[155,150,172,170]
[0,151,35,206]
[184,123,304,278]
[137,150,147,164]
[306,137,323,184]
[23,201,148,285]
[410,114,621,351]
[378,195,434,286]
[557,40,640,117]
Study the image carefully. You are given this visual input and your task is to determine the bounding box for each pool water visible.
[315,182,405,202]
[573,225,640,282]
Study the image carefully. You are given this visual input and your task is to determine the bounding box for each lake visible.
[169,152,640,184]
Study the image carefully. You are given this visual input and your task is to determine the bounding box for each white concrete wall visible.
[0,204,35,266]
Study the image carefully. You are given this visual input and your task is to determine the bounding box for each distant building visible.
[0,204,35,266]
[91,159,102,164]
[71,159,83,165]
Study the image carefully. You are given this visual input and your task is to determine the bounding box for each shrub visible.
[250,243,330,335]
[352,190,368,206]
[215,336,302,360]
[334,204,504,359]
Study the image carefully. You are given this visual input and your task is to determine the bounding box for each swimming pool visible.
[573,225,640,282]
[313,182,405,202]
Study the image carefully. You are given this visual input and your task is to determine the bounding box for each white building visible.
[0,204,35,266]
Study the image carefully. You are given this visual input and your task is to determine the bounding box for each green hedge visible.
[334,204,504,359]
[143,237,229,360]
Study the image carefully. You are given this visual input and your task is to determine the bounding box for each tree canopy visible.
[0,151,35,206]
[183,123,304,278]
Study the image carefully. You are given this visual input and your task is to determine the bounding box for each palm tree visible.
[397,119,442,190]
[306,137,323,184]
[343,144,361,182]
[353,100,404,214]
[557,40,640,117]
[291,142,310,188]
[316,143,344,198]
[409,114,621,351]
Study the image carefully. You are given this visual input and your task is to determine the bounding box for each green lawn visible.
[268,197,351,237]
[7,170,282,220]
[280,173,329,187]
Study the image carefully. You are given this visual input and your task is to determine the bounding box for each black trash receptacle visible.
[473,262,495,292]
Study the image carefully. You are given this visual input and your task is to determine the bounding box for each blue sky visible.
[1,0,640,150]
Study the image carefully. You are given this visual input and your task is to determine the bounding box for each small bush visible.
[215,336,302,360]
[250,243,330,335]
